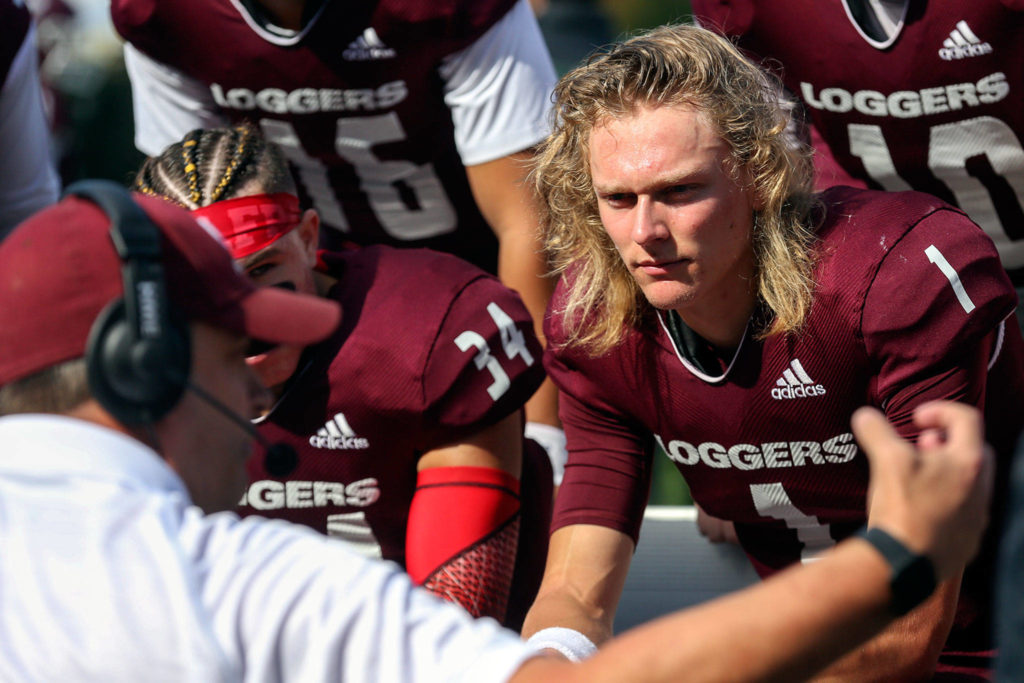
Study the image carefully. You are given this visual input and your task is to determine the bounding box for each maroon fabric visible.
[546,186,1022,653]
[693,0,1024,283]
[549,187,1019,552]
[0,192,340,386]
[238,245,545,569]
[112,0,519,273]
[0,1,31,87]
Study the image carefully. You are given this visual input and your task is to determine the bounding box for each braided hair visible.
[135,124,295,209]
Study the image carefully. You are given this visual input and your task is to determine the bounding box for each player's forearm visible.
[523,379,560,430]
[495,222,554,342]
[574,538,897,683]
[512,402,992,683]
[494,227,559,428]
[520,588,616,646]
[467,151,555,343]
[520,526,635,646]
[513,541,901,683]
[810,574,960,683]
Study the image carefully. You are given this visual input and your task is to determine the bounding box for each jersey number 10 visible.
[847,116,1024,272]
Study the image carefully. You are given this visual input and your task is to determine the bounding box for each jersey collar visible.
[657,310,750,384]
[840,0,910,49]
[230,0,331,46]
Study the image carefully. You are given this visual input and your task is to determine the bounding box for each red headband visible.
[191,193,302,259]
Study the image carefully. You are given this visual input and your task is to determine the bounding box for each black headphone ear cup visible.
[86,299,191,426]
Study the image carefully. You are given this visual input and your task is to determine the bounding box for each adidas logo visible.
[771,359,826,400]
[343,28,396,61]
[309,413,370,450]
[938,21,992,61]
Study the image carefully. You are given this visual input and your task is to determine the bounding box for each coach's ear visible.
[296,209,320,266]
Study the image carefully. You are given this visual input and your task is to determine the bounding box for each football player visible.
[692,0,1024,330]
[135,125,553,627]
[520,25,1024,680]
[111,0,563,446]
[0,0,59,237]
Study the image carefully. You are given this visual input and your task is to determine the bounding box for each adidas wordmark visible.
[310,413,370,449]
[938,21,993,61]
[771,359,827,400]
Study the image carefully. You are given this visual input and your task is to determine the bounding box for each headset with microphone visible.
[65,180,298,477]
[182,377,299,478]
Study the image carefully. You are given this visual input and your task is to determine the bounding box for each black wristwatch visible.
[857,527,937,616]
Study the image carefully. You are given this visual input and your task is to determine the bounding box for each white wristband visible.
[524,422,567,486]
[526,627,598,662]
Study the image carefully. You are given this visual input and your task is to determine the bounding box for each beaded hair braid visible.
[181,133,202,204]
[209,126,252,203]
[134,124,294,209]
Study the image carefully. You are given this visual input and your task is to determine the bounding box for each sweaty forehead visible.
[588,105,729,190]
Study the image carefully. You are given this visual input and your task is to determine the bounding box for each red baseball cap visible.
[0,191,341,387]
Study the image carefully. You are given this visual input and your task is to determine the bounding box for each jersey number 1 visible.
[925,244,976,314]
[750,482,835,563]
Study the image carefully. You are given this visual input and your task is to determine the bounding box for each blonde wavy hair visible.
[536,24,818,355]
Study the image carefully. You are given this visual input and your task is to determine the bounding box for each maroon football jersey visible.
[0,2,30,86]
[237,246,544,567]
[693,0,1024,284]
[548,186,1021,575]
[112,0,520,272]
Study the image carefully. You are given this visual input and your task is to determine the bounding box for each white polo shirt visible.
[0,414,536,682]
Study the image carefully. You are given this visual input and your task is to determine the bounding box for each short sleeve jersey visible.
[547,187,1022,577]
[238,246,544,566]
[692,0,1024,283]
[112,0,535,272]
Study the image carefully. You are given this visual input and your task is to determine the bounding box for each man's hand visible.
[853,401,995,580]
[695,503,739,545]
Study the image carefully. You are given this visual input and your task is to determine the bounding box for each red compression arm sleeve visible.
[406,466,520,620]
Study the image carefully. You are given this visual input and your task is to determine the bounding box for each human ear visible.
[297,209,320,265]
